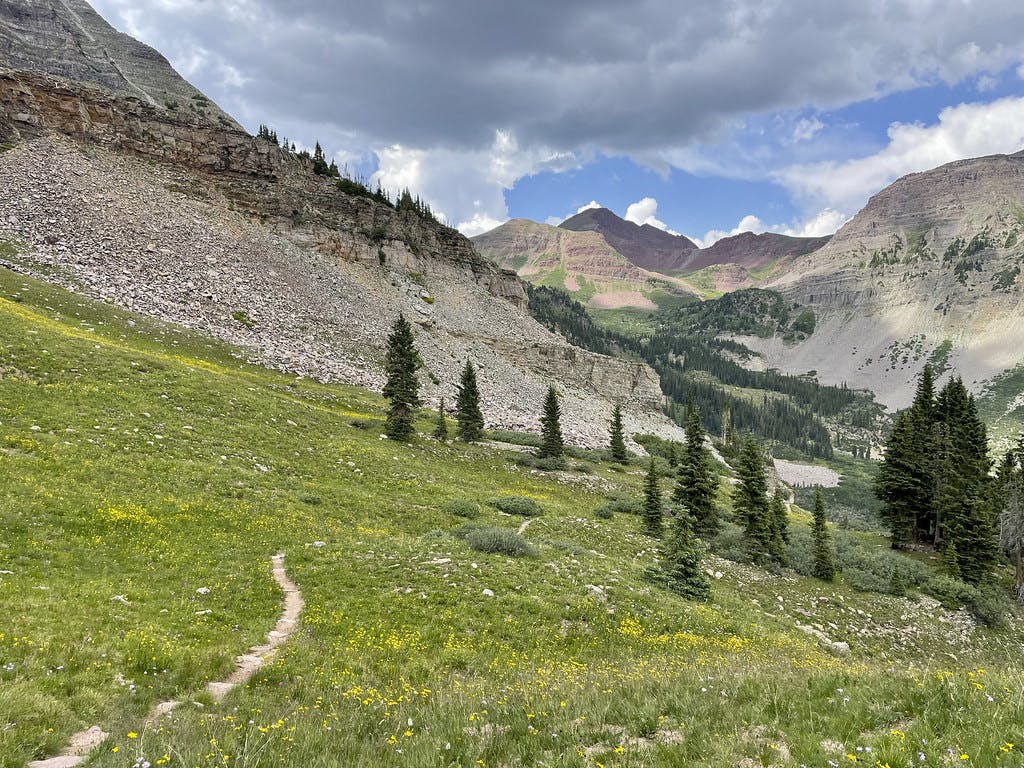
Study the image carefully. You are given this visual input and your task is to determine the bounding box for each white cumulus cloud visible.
[624,197,680,235]
[690,209,846,248]
[777,96,1024,216]
[577,200,603,213]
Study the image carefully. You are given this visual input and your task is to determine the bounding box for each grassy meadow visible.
[1,262,1023,767]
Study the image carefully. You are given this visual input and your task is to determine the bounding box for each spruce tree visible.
[768,487,789,565]
[811,489,837,581]
[658,510,711,601]
[641,458,664,538]
[942,540,962,580]
[673,404,719,539]
[432,397,448,441]
[382,314,420,441]
[455,361,484,442]
[733,436,771,561]
[998,449,1024,602]
[538,386,565,458]
[609,403,628,464]
[935,378,996,582]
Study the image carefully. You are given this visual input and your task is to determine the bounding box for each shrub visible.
[464,526,535,557]
[442,499,480,519]
[488,430,543,448]
[349,418,377,431]
[966,584,1009,628]
[595,496,643,518]
[533,455,568,471]
[486,496,544,517]
[924,575,977,610]
[710,522,750,564]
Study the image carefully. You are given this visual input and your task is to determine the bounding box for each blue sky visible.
[91,0,1024,245]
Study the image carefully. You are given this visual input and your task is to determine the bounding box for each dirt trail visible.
[28,553,303,768]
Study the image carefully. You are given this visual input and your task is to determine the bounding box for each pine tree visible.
[455,361,484,442]
[673,404,719,539]
[942,540,962,580]
[999,449,1024,602]
[733,436,771,561]
[876,364,940,548]
[538,386,565,458]
[657,509,711,601]
[811,489,837,581]
[382,314,420,441]
[935,378,996,582]
[641,458,664,538]
[768,487,789,565]
[432,397,448,441]
[609,403,628,464]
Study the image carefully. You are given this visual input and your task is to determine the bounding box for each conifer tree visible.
[641,458,664,538]
[382,314,420,441]
[999,448,1024,602]
[538,386,565,458]
[673,404,719,539]
[811,489,837,581]
[609,403,628,464]
[733,436,771,561]
[658,509,711,601]
[768,487,789,565]
[432,397,448,441]
[942,540,962,580]
[935,377,996,581]
[455,361,484,442]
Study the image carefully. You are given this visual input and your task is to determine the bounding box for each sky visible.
[91,0,1024,245]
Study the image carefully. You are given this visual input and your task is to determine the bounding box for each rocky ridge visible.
[0,68,682,446]
[560,207,697,272]
[472,218,663,310]
[754,151,1024,408]
[0,0,239,129]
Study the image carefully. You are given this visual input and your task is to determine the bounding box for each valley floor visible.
[1,266,1023,768]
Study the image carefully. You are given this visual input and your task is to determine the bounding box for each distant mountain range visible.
[473,207,830,309]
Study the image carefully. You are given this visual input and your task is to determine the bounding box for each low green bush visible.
[487,496,544,517]
[924,575,976,610]
[464,526,535,557]
[442,499,480,519]
[966,583,1010,628]
[594,496,642,519]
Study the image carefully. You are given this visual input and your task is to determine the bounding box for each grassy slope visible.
[1,265,1023,768]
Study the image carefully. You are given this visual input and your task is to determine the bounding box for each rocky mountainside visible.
[560,207,697,272]
[472,218,675,310]
[0,0,239,129]
[754,150,1024,409]
[691,231,830,272]
[474,211,828,307]
[0,4,684,447]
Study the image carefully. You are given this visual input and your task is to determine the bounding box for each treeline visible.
[525,284,842,457]
[255,125,445,226]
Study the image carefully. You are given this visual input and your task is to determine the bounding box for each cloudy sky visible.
[92,0,1024,244]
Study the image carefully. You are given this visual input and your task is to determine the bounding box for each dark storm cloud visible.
[95,0,1024,154]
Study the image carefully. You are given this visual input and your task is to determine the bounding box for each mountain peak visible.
[559,206,696,271]
[0,0,240,129]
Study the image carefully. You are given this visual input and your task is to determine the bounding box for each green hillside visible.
[2,264,1023,768]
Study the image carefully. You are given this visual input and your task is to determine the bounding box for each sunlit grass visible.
[2,264,1023,767]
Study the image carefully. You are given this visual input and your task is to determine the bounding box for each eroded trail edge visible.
[28,553,304,768]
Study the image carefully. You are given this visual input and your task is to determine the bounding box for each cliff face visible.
[749,151,1024,408]
[0,64,680,445]
[0,0,240,128]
